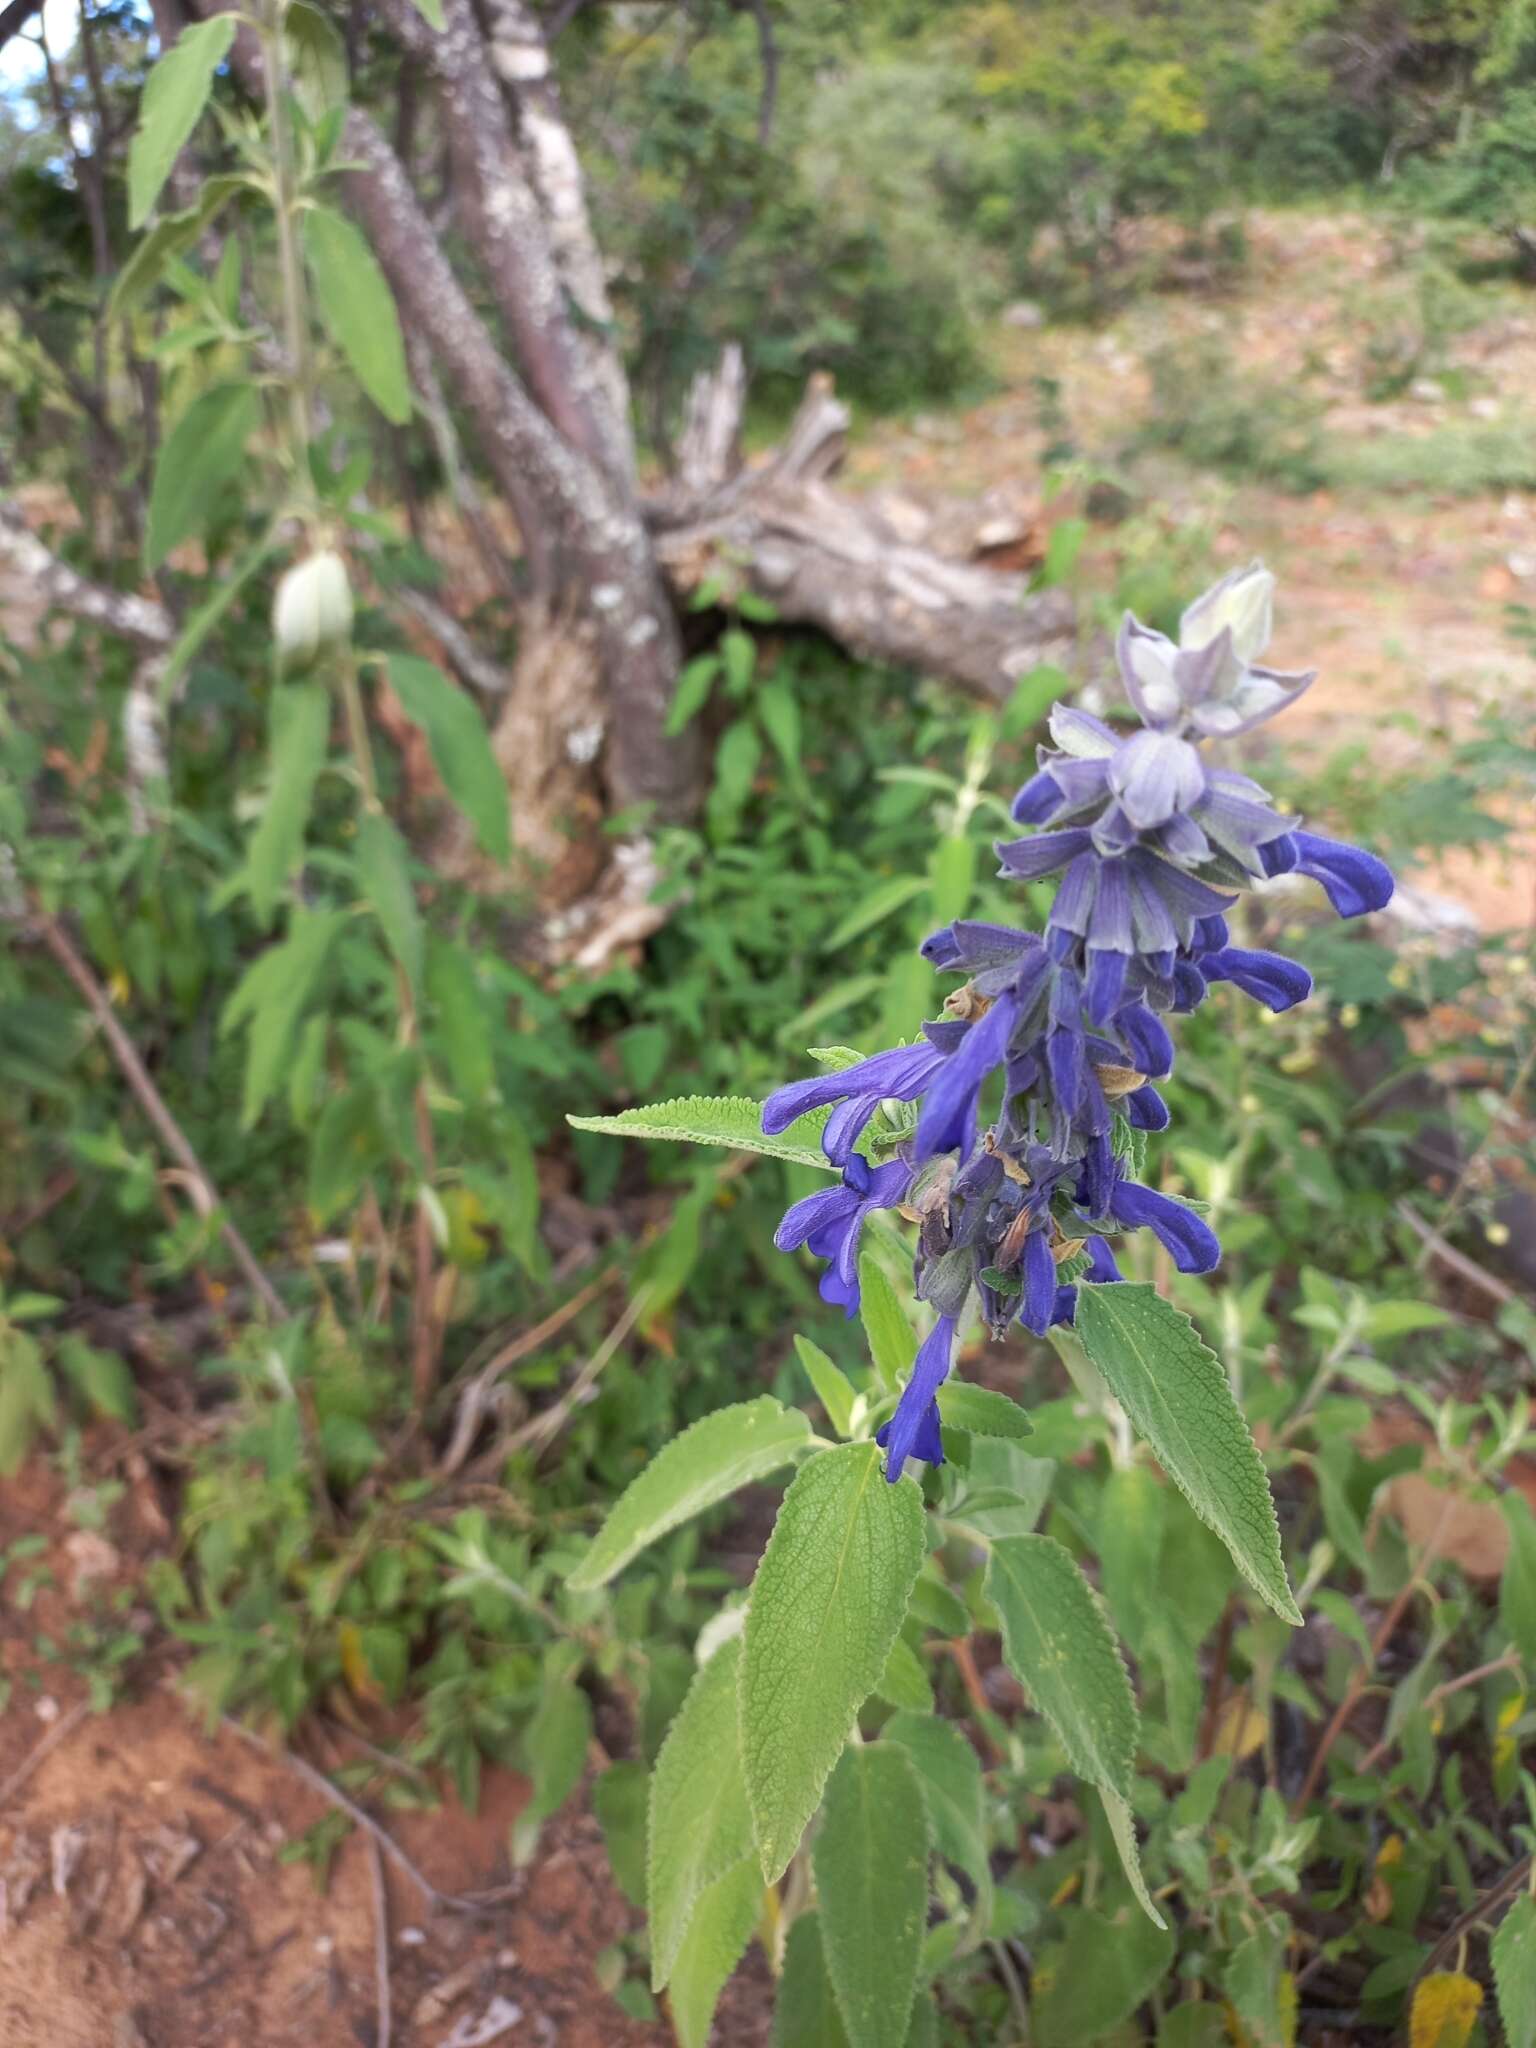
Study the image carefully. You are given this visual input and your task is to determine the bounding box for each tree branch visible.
[0,500,173,651]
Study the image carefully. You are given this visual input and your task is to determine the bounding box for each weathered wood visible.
[650,369,1076,702]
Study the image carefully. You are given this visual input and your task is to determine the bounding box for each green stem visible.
[257,0,317,515]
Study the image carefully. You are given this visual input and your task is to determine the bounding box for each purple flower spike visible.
[877,1316,957,1482]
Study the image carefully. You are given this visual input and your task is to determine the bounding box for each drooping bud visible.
[272,549,353,667]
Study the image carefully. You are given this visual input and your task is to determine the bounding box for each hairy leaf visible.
[812,1745,929,2048]
[667,1856,760,2048]
[773,1917,850,2048]
[569,1094,838,1171]
[568,1398,812,1592]
[938,1382,1033,1441]
[648,1640,754,1991]
[1075,1283,1302,1624]
[986,1534,1162,1922]
[859,1253,915,1391]
[1494,1895,1536,2048]
[882,1710,992,1925]
[741,1443,925,1881]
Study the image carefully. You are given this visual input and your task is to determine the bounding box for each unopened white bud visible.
[1180,560,1275,664]
[273,550,353,666]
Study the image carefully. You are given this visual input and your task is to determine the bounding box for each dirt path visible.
[852,210,1536,932]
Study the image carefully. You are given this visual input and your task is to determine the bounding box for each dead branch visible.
[32,909,287,1321]
[650,367,1076,703]
[0,500,172,651]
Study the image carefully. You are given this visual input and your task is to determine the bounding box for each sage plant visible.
[569,565,1392,2046]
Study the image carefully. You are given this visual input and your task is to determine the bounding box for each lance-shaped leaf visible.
[568,1397,811,1592]
[667,1856,761,2048]
[1075,1283,1302,1625]
[385,655,509,861]
[772,1916,850,2048]
[303,205,412,425]
[938,1383,1033,1440]
[145,382,258,570]
[741,1442,925,1882]
[568,1094,838,1170]
[127,15,235,228]
[812,1745,929,2048]
[986,1534,1163,1926]
[354,812,422,990]
[648,1640,755,1992]
[882,1710,992,1930]
[240,682,329,929]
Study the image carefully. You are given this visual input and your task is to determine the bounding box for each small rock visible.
[1001,299,1044,329]
[1409,377,1445,403]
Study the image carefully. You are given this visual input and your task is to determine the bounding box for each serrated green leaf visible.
[1494,1894,1536,2048]
[795,1336,857,1438]
[127,16,235,228]
[385,654,509,861]
[986,1535,1160,1916]
[354,811,421,989]
[1075,1283,1302,1625]
[875,1635,933,1712]
[882,1710,992,1927]
[145,381,257,570]
[568,1094,838,1171]
[569,1398,811,1592]
[821,875,927,953]
[944,1437,1055,1541]
[409,0,444,24]
[667,1856,760,2048]
[303,204,411,425]
[859,1253,914,1392]
[242,683,329,928]
[741,1442,925,1881]
[772,1916,849,2048]
[648,1640,755,1991]
[812,1745,929,2048]
[938,1382,1033,1441]
[987,1534,1137,1795]
[1032,1901,1175,2047]
[1101,1785,1167,1931]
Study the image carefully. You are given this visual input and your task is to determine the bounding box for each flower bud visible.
[1180,560,1275,664]
[273,549,353,666]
